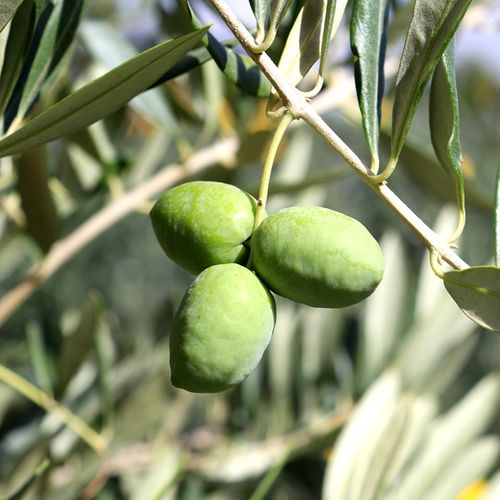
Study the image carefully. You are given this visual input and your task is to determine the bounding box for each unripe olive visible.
[150,181,257,275]
[251,206,384,308]
[170,263,276,393]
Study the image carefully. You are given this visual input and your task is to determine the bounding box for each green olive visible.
[251,206,384,308]
[150,181,257,275]
[170,263,276,393]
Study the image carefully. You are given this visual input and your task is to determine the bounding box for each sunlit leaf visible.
[277,2,323,87]
[424,437,499,500]
[277,0,348,89]
[0,0,23,32]
[444,266,500,332]
[391,0,472,162]
[387,375,500,499]
[0,28,207,158]
[79,19,177,130]
[429,40,465,241]
[5,0,85,130]
[350,0,389,168]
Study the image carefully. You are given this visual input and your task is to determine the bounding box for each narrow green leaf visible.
[277,0,348,88]
[250,0,270,40]
[0,0,34,118]
[79,19,177,129]
[189,7,271,97]
[16,143,59,252]
[429,40,465,241]
[0,0,23,32]
[350,0,389,168]
[391,0,472,162]
[5,0,84,129]
[444,266,500,332]
[0,28,207,158]
[495,164,500,266]
[277,2,324,86]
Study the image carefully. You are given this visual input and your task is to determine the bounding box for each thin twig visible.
[207,0,469,272]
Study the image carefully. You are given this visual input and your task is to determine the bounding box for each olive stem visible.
[253,112,294,231]
[207,0,469,272]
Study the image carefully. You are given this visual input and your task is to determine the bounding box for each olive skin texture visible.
[150,181,257,275]
[169,263,276,393]
[251,206,384,308]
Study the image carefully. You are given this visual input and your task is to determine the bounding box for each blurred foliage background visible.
[1,0,500,498]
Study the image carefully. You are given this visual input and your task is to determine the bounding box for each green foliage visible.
[444,266,500,332]
[0,0,499,498]
[0,28,207,157]
[391,0,471,163]
[350,0,389,168]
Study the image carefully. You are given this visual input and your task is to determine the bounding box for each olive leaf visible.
[319,0,337,75]
[0,0,34,119]
[0,0,23,32]
[391,0,472,162]
[277,0,348,89]
[495,164,500,266]
[79,20,177,130]
[350,0,390,169]
[188,4,271,97]
[0,0,53,119]
[4,0,85,131]
[249,0,270,39]
[443,266,500,332]
[429,40,465,241]
[0,28,207,158]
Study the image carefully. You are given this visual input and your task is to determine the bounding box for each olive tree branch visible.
[207,0,469,272]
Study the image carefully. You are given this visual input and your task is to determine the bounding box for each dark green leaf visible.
[189,7,271,97]
[0,0,23,32]
[5,0,85,129]
[391,0,472,162]
[149,46,211,87]
[444,266,500,332]
[16,143,59,252]
[430,40,465,240]
[0,0,35,119]
[495,165,500,266]
[350,0,389,168]
[0,28,207,158]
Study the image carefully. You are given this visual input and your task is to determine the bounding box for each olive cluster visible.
[150,181,384,393]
